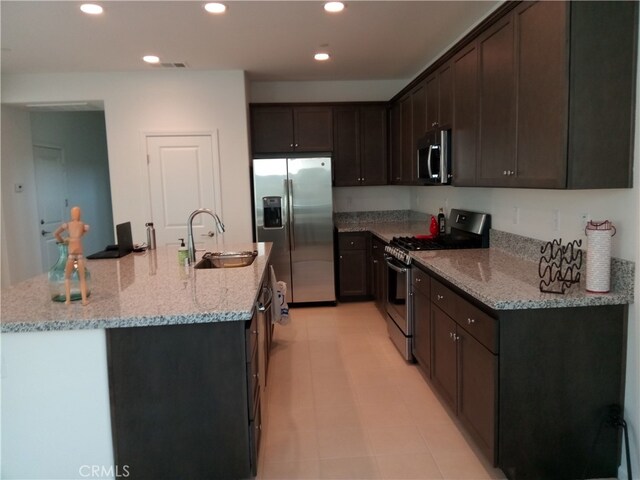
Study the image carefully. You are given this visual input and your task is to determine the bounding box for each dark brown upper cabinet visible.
[250,105,333,154]
[397,0,636,190]
[464,1,636,189]
[400,93,414,184]
[476,15,517,187]
[389,84,425,187]
[389,101,403,185]
[333,104,388,187]
[426,62,453,131]
[452,42,480,186]
[410,82,427,184]
[513,0,568,188]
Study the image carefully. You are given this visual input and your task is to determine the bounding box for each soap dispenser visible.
[177,238,188,266]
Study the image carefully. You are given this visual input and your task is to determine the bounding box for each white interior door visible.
[146,134,223,250]
[33,145,67,271]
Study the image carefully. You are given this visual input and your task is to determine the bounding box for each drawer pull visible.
[437,294,444,300]
[416,277,422,283]
[467,318,475,325]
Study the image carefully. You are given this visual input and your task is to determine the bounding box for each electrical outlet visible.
[552,209,560,232]
[14,183,23,193]
[513,207,520,225]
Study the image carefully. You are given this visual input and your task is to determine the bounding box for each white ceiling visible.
[1,1,499,82]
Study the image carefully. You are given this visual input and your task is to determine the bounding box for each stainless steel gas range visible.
[383,209,491,361]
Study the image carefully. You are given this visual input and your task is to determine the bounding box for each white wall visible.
[1,106,42,287]
[411,187,636,260]
[30,111,115,257]
[1,330,114,480]
[2,70,252,282]
[333,185,410,212]
[250,79,406,103]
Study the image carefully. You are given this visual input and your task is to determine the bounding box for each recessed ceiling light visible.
[314,52,330,61]
[324,2,345,13]
[80,3,103,15]
[143,55,160,64]
[204,3,227,14]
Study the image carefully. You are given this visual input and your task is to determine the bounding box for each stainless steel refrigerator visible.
[253,156,335,304]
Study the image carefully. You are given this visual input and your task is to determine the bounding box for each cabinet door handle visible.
[416,277,421,282]
[290,143,294,148]
[437,294,444,300]
[467,317,475,325]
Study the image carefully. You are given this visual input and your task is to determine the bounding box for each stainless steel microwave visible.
[417,129,452,184]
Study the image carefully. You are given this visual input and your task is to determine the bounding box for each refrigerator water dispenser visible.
[262,196,283,229]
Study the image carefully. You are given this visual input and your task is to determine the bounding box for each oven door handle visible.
[384,256,408,274]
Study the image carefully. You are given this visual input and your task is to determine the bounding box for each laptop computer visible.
[87,222,134,259]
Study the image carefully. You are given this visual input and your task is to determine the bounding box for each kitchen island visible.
[1,243,272,480]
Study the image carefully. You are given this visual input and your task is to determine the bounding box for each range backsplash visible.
[333,209,428,224]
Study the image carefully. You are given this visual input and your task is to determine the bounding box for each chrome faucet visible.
[187,208,225,263]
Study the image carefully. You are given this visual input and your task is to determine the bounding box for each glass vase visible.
[48,242,91,302]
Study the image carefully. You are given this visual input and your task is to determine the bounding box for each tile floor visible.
[257,301,506,480]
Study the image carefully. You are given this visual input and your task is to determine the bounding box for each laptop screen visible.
[115,222,133,252]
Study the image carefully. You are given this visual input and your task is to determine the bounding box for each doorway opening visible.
[30,110,114,271]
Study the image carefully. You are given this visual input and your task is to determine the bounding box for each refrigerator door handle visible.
[288,178,296,250]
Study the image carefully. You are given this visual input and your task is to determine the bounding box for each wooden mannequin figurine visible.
[54,206,90,305]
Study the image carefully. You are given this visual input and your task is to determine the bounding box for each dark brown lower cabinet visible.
[458,327,497,464]
[338,232,370,300]
[411,278,431,376]
[431,306,459,411]
[371,236,387,315]
[107,311,265,480]
[415,267,627,479]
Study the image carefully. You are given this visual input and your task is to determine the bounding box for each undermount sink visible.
[194,250,257,269]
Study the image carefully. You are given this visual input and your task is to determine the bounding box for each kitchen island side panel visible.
[107,321,251,480]
[498,305,627,480]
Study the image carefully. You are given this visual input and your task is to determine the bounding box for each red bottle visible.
[429,215,439,237]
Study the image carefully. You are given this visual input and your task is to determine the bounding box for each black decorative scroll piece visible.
[538,238,583,294]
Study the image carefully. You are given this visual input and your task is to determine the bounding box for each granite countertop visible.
[336,216,633,310]
[411,248,631,310]
[1,243,272,333]
[336,219,430,242]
